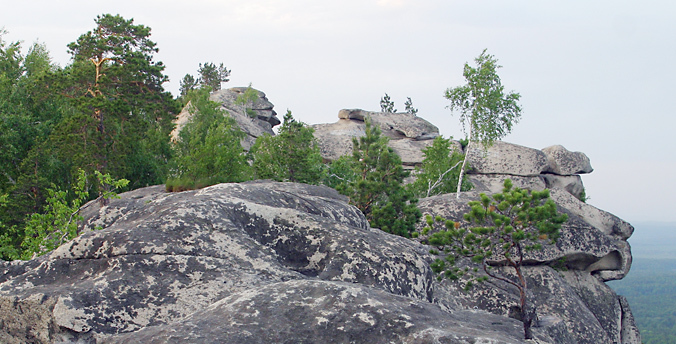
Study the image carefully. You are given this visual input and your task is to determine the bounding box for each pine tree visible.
[380,93,397,113]
[404,97,418,115]
[334,119,420,237]
[424,179,567,339]
[53,14,178,187]
[250,110,323,184]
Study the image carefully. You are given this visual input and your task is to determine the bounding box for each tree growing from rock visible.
[380,93,397,113]
[424,179,568,339]
[249,110,324,184]
[445,49,521,199]
[407,136,471,198]
[334,119,421,237]
[234,84,259,118]
[404,97,418,115]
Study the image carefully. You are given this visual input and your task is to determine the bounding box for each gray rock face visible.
[312,109,440,165]
[417,191,641,343]
[171,87,280,150]
[542,145,593,175]
[0,180,640,343]
[467,141,549,176]
[103,280,530,344]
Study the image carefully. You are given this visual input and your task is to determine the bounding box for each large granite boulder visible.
[312,109,441,166]
[542,145,593,175]
[171,87,280,150]
[466,141,549,176]
[0,180,640,343]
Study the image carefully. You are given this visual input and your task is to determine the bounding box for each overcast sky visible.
[2,0,675,224]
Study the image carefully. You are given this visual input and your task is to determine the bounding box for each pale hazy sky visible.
[2,0,675,223]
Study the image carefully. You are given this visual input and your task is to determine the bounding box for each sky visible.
[2,0,675,224]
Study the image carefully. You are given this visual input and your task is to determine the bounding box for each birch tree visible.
[445,49,521,198]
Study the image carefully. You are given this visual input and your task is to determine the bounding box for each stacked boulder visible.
[466,141,593,201]
[311,109,441,167]
[171,87,280,150]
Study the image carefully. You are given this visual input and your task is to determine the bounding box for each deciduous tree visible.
[445,49,521,198]
[407,136,471,198]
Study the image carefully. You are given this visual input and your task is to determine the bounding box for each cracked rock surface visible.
[0,180,639,343]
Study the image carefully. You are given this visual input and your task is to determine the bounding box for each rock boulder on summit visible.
[542,145,593,175]
[466,141,549,176]
[171,87,280,150]
[312,109,440,165]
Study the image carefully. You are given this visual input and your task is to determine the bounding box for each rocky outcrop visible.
[311,109,440,166]
[0,101,640,343]
[417,188,639,343]
[466,142,592,201]
[0,179,640,343]
[171,87,280,150]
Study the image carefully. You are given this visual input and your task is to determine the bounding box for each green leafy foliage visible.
[424,179,567,339]
[166,87,251,191]
[235,84,259,118]
[332,119,421,237]
[407,136,472,198]
[445,49,522,146]
[19,169,128,260]
[250,110,324,184]
[444,49,522,197]
[179,73,198,98]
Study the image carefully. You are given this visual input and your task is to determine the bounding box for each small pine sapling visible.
[424,179,567,340]
[380,93,397,113]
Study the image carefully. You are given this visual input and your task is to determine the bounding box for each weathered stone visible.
[549,189,634,241]
[312,110,440,164]
[0,180,640,343]
[543,174,585,200]
[337,109,439,140]
[416,190,640,343]
[103,279,535,344]
[210,87,280,126]
[468,174,547,194]
[542,145,593,175]
[0,182,433,342]
[388,138,435,166]
[312,119,365,161]
[170,87,280,150]
[467,141,549,176]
